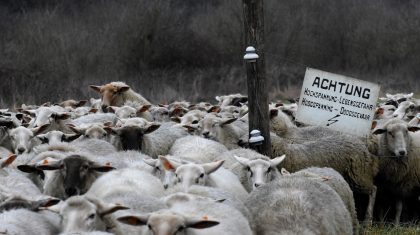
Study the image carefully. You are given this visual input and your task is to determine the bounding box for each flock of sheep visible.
[0,81,419,235]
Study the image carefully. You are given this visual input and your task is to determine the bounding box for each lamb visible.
[18,154,115,199]
[245,176,353,235]
[89,82,151,111]
[371,118,420,225]
[217,148,285,192]
[160,157,248,201]
[282,167,358,234]
[106,118,188,157]
[270,132,378,224]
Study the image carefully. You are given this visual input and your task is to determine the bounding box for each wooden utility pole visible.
[242,0,271,156]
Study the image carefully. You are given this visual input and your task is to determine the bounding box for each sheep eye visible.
[388,132,394,137]
[88,213,95,219]
[267,168,271,173]
[155,166,161,171]
[192,120,199,124]
[199,173,204,178]
[85,134,90,138]
[247,167,251,172]
[82,165,89,170]
[177,226,185,232]
[147,224,152,230]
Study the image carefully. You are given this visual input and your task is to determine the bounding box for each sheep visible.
[392,100,416,120]
[36,130,81,145]
[18,154,115,199]
[282,167,358,234]
[46,195,129,234]
[217,148,285,191]
[3,124,49,154]
[68,123,109,141]
[163,186,255,232]
[160,157,248,201]
[215,93,247,107]
[197,114,248,150]
[0,208,61,235]
[245,176,353,235]
[107,104,153,121]
[169,135,228,163]
[89,82,151,111]
[106,118,188,157]
[24,106,72,132]
[270,132,378,224]
[57,99,88,109]
[172,109,207,134]
[118,198,253,235]
[379,92,414,107]
[374,104,397,120]
[71,113,117,127]
[0,195,60,213]
[371,118,420,225]
[149,106,171,122]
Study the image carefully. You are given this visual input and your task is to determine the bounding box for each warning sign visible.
[295,68,380,137]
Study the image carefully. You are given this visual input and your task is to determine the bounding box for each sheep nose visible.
[65,187,78,197]
[202,131,210,138]
[254,183,261,188]
[163,184,168,189]
[399,150,407,156]
[17,147,26,154]
[101,105,108,112]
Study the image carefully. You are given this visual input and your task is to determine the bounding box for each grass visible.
[362,223,420,235]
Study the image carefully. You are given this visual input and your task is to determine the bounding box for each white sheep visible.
[160,157,248,201]
[4,124,49,154]
[270,132,378,224]
[217,148,285,191]
[282,167,358,234]
[372,118,420,225]
[245,176,353,235]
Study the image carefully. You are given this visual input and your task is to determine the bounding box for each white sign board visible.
[295,68,380,137]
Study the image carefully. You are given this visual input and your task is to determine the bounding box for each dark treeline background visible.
[1,0,420,107]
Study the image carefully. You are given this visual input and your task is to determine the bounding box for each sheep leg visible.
[364,185,377,225]
[394,200,403,226]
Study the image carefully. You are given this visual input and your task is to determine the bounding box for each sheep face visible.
[26,106,70,129]
[234,155,285,190]
[373,122,420,157]
[118,210,219,235]
[37,131,80,144]
[34,155,115,198]
[49,196,128,233]
[8,125,48,154]
[199,116,237,140]
[89,83,130,110]
[106,121,160,151]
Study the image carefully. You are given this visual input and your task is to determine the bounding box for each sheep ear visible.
[89,85,102,93]
[407,93,414,98]
[107,106,118,113]
[220,118,237,126]
[36,134,49,144]
[138,105,151,113]
[62,134,81,142]
[159,156,180,171]
[32,124,50,135]
[207,106,220,113]
[171,107,185,117]
[75,100,87,107]
[68,125,85,135]
[202,160,224,174]
[117,85,130,93]
[22,110,37,117]
[143,158,158,167]
[143,123,160,134]
[371,121,378,130]
[171,116,181,123]
[372,128,387,135]
[215,96,222,102]
[50,112,71,120]
[88,197,129,216]
[183,125,197,133]
[270,155,286,167]
[42,202,62,213]
[281,168,291,175]
[89,108,99,113]
[233,155,250,166]
[104,126,121,136]
[118,215,149,226]
[34,198,61,209]
[186,219,220,229]
[36,160,63,170]
[89,162,115,172]
[1,154,17,168]
[408,126,420,132]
